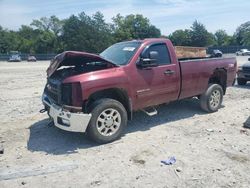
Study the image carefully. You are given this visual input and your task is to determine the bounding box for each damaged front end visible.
[42,51,117,132]
[42,93,92,132]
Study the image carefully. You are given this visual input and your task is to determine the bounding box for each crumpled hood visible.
[47,51,117,77]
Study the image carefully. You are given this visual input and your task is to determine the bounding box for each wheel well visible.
[208,68,227,94]
[84,88,132,120]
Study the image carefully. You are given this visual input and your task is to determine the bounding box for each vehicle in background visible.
[8,51,21,62]
[211,49,223,57]
[27,55,37,62]
[42,38,237,143]
[236,49,250,56]
[237,58,250,85]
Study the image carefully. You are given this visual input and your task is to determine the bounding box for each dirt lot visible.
[0,56,250,188]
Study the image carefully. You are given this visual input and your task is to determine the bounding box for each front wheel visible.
[87,98,127,144]
[200,84,223,113]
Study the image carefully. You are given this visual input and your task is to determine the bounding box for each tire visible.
[200,84,223,113]
[87,98,127,144]
[237,78,247,85]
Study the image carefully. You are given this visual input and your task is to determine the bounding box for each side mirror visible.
[149,51,159,61]
[138,51,159,68]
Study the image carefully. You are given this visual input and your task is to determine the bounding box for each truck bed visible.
[178,57,237,99]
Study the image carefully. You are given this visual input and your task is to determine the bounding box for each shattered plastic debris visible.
[240,129,249,136]
[161,156,176,165]
[206,129,214,132]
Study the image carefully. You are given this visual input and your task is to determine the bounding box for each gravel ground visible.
[0,56,250,188]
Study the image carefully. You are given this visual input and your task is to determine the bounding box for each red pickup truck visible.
[42,38,237,143]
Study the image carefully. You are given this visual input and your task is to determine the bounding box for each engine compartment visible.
[45,62,112,106]
[50,62,111,80]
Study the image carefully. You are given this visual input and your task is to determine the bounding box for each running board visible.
[142,107,158,116]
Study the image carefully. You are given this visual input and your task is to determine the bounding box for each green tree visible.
[31,16,63,35]
[0,26,9,53]
[30,16,64,53]
[207,32,216,46]
[168,29,192,46]
[226,35,237,45]
[214,30,229,46]
[31,17,51,32]
[34,31,56,53]
[112,14,161,42]
[90,11,114,52]
[190,20,212,47]
[61,15,81,51]
[235,21,250,45]
[17,25,37,53]
[0,26,22,53]
[49,15,64,36]
[242,31,250,46]
[61,12,113,53]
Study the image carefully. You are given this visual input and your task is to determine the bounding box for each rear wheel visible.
[200,84,223,112]
[237,78,247,85]
[87,98,127,144]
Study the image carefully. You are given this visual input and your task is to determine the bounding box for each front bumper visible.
[42,93,92,132]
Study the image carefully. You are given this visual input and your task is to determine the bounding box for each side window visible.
[145,44,171,65]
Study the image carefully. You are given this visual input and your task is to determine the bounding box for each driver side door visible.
[133,43,179,109]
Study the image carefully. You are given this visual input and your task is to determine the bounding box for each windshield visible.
[100,41,141,65]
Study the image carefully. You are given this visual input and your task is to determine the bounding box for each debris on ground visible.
[175,167,182,172]
[90,180,101,186]
[240,129,249,136]
[206,129,214,132]
[161,156,176,165]
[21,181,26,185]
[174,168,181,178]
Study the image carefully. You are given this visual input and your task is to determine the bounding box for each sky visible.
[0,0,249,35]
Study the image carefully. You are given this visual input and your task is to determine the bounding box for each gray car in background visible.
[27,55,37,62]
[211,49,223,57]
[8,54,22,62]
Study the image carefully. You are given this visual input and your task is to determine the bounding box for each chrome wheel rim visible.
[209,90,221,108]
[96,108,121,136]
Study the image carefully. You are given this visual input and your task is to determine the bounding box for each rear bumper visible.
[42,93,92,132]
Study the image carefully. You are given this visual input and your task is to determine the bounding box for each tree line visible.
[0,11,250,54]
[169,20,250,47]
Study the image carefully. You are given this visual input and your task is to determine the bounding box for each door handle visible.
[164,70,175,75]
